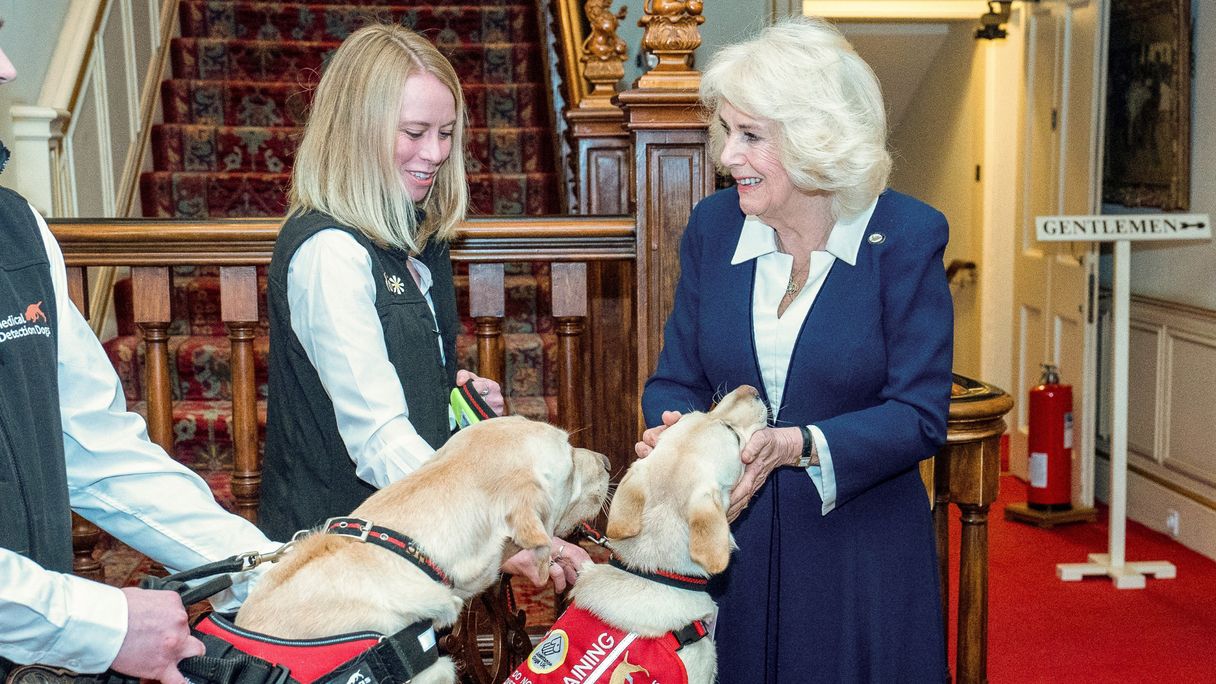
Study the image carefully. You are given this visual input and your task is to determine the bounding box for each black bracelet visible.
[798,425,813,466]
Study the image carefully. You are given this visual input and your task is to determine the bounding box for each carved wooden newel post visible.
[620,0,713,425]
[937,376,1014,684]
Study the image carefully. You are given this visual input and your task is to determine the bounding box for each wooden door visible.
[1011,0,1107,506]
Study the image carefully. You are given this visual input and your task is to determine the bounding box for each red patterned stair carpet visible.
[102,0,566,615]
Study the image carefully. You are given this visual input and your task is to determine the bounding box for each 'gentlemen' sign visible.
[1036,214,1211,242]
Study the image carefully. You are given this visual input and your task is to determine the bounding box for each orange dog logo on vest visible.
[609,653,650,684]
[24,301,47,323]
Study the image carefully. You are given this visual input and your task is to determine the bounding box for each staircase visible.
[105,0,564,510]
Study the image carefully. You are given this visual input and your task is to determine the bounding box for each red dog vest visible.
[195,613,387,684]
[508,606,699,684]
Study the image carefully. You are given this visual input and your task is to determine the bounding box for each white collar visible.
[730,197,879,266]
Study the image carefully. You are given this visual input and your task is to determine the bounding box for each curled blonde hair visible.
[288,24,468,252]
[701,16,891,218]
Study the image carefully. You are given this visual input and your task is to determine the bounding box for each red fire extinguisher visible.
[1027,364,1073,510]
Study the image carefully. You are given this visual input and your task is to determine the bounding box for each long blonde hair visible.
[288,24,468,252]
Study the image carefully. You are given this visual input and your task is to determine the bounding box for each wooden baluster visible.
[469,263,505,385]
[61,265,105,580]
[552,263,588,438]
[64,266,89,319]
[222,267,260,523]
[940,380,1012,684]
[71,514,104,581]
[133,267,174,455]
[933,454,952,655]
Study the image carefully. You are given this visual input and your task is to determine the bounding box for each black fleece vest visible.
[0,187,71,574]
[259,211,458,540]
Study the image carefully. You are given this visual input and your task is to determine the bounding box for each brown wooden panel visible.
[220,266,259,322]
[131,266,170,322]
[586,261,637,480]
[469,263,505,318]
[632,137,713,411]
[552,262,588,318]
[583,143,631,215]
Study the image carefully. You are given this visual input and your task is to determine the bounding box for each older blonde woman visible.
[638,17,953,682]
[260,24,588,588]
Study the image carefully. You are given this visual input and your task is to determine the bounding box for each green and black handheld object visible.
[450,383,498,429]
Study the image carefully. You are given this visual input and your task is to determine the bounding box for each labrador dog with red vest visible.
[510,386,767,684]
[232,416,610,684]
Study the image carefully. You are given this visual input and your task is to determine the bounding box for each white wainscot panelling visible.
[1127,323,1158,459]
[1111,296,1216,562]
[1163,332,1216,488]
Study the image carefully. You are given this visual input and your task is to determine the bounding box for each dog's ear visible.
[507,478,553,581]
[606,468,646,540]
[687,488,731,574]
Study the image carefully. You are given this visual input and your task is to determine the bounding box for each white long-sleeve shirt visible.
[0,206,278,672]
[285,229,445,489]
[730,200,878,515]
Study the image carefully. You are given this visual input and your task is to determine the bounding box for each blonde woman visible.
[259,25,588,589]
[637,17,953,682]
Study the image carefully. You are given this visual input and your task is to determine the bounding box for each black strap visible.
[324,518,452,587]
[670,620,710,651]
[331,621,439,684]
[608,558,710,592]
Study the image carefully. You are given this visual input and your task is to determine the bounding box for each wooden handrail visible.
[49,217,636,265]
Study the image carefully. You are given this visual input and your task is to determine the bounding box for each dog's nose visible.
[738,384,759,398]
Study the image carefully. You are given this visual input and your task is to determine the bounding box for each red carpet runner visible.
[951,476,1216,682]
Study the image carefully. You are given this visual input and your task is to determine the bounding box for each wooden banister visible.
[51,217,636,265]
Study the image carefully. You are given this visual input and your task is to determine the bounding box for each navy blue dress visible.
[642,187,953,683]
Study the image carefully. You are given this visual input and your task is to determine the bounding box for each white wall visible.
[1126,0,1216,307]
[0,0,71,191]
[878,22,984,378]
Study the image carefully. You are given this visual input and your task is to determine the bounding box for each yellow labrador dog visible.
[512,386,766,684]
[234,416,610,684]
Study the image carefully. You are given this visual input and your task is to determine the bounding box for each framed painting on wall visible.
[1102,0,1192,210]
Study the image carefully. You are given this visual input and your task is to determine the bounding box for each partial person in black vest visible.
[0,38,278,683]
[259,24,591,589]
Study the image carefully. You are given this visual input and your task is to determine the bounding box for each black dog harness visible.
[182,517,451,684]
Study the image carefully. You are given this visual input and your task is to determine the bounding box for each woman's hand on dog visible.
[501,537,592,593]
[727,427,802,521]
[456,369,505,415]
[634,410,683,458]
[111,586,207,684]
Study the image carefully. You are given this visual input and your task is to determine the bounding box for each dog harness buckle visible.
[324,516,373,542]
